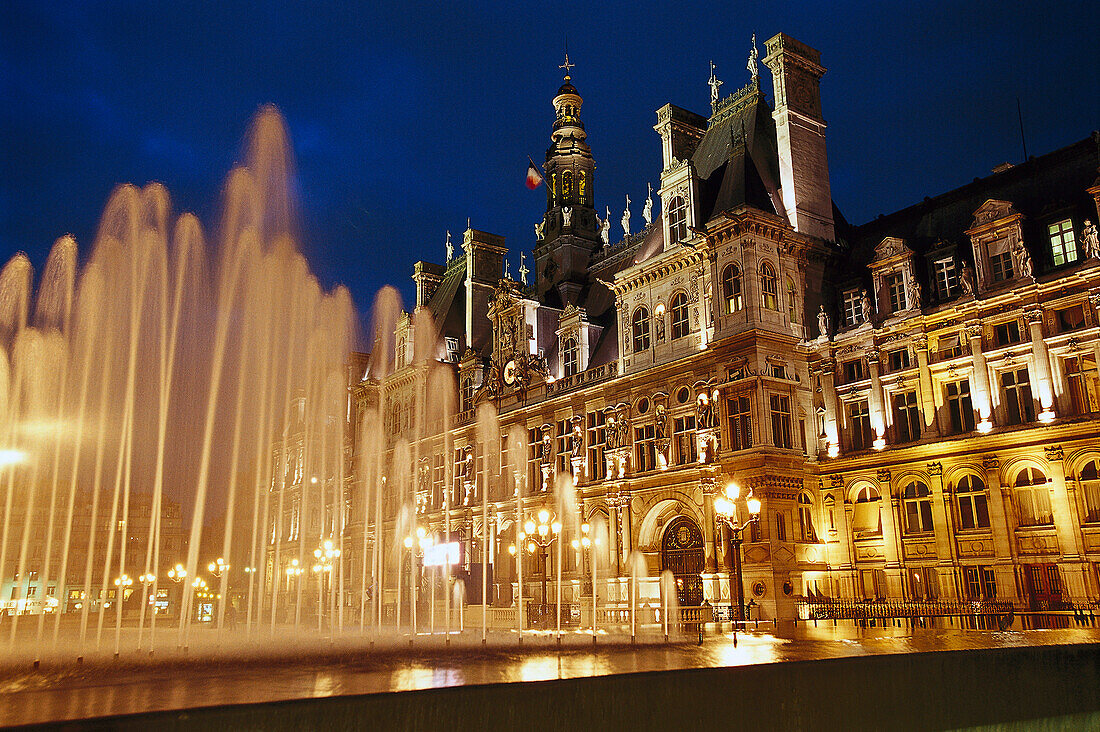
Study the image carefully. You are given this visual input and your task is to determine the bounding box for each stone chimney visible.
[763,33,835,241]
[463,227,507,354]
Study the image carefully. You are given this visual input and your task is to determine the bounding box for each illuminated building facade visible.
[352,32,1100,622]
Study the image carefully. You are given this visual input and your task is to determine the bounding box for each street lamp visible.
[403,527,433,637]
[312,539,341,630]
[207,557,229,577]
[518,508,560,629]
[571,521,596,641]
[714,481,762,624]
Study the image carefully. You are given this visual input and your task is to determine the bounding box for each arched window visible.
[667,196,687,242]
[1079,459,1100,523]
[786,277,798,322]
[670,292,690,339]
[562,170,573,203]
[761,262,779,310]
[1015,466,1052,526]
[632,307,651,352]
[798,493,817,542]
[722,263,743,314]
[562,337,579,377]
[955,473,990,530]
[902,480,934,534]
[851,485,882,538]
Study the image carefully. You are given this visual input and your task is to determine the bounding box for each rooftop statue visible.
[747,33,759,83]
[601,207,611,244]
[708,60,723,104]
[642,182,653,226]
[621,195,631,236]
[445,230,453,262]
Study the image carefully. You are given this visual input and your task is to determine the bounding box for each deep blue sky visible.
[3,2,1098,326]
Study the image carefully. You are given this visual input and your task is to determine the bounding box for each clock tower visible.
[534,56,601,307]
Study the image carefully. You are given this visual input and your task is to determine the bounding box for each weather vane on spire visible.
[559,53,575,79]
[708,60,723,105]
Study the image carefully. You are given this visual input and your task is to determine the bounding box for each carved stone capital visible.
[926,461,944,476]
[876,469,891,483]
[1044,445,1065,462]
[913,334,929,350]
[964,321,984,340]
[1023,307,1044,325]
[830,474,844,489]
[982,456,1000,470]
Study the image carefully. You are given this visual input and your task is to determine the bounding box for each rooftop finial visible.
[708,60,723,105]
[747,33,759,83]
[559,52,575,80]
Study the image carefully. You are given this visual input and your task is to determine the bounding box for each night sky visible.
[3,2,1098,330]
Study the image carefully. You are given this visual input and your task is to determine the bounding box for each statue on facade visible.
[1014,240,1035,281]
[539,425,553,465]
[959,260,976,297]
[907,276,922,309]
[642,182,653,226]
[503,259,511,280]
[621,195,631,236]
[562,206,572,227]
[708,60,723,104]
[747,33,759,83]
[445,230,454,262]
[615,405,630,448]
[518,252,529,286]
[601,207,611,244]
[654,403,669,442]
[860,289,874,324]
[604,411,619,449]
[534,220,545,241]
[696,391,718,430]
[569,418,584,458]
[1083,219,1100,259]
[817,305,830,339]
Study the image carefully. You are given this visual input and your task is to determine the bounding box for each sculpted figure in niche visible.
[860,289,874,324]
[605,411,619,449]
[539,426,553,465]
[817,305,830,339]
[959,261,976,297]
[654,403,669,442]
[1014,241,1035,281]
[562,206,572,227]
[907,276,922,309]
[615,406,631,447]
[569,419,584,458]
[696,391,718,430]
[1083,220,1100,259]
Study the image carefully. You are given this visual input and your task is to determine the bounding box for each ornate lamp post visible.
[403,526,433,639]
[714,481,761,624]
[522,508,561,628]
[571,522,594,640]
[312,540,340,630]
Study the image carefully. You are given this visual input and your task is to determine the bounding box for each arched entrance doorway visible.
[661,516,705,606]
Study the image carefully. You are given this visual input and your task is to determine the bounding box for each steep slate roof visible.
[692,84,784,225]
[847,133,1100,276]
[425,258,467,345]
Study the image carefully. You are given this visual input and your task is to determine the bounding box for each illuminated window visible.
[886,272,907,313]
[933,257,958,299]
[1065,355,1100,415]
[670,292,690,339]
[842,289,860,327]
[848,399,871,451]
[786,277,798,321]
[770,394,792,449]
[761,262,779,310]
[964,566,997,600]
[798,493,817,542]
[893,390,920,443]
[562,337,578,377]
[1015,467,1052,527]
[1000,367,1034,425]
[722,263,743,313]
[586,411,607,482]
[632,307,651,352]
[902,480,934,534]
[725,394,752,451]
[955,473,990,530]
[946,379,975,434]
[851,485,882,538]
[1048,219,1077,266]
[667,196,687,242]
[1080,460,1100,523]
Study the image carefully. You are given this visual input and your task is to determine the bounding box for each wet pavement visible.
[2,625,1100,726]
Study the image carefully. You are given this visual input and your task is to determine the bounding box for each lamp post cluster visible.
[403,526,434,638]
[509,508,561,629]
[714,481,761,623]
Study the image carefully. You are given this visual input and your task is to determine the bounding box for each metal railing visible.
[526,602,581,628]
[796,599,1016,629]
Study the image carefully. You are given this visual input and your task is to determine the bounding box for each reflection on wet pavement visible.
[3,626,1099,726]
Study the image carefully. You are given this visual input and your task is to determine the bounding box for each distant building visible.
[336,32,1100,623]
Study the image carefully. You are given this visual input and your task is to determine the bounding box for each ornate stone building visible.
[348,32,1100,622]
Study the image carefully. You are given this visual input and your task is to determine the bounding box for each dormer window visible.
[842,289,861,327]
[1048,219,1078,266]
[990,247,1014,282]
[667,195,687,242]
[562,337,579,377]
[886,272,907,313]
[933,258,958,299]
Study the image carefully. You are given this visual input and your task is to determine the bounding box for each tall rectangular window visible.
[937,333,963,360]
[1065,355,1100,415]
[886,348,911,372]
[1048,219,1078,266]
[893,390,921,443]
[775,512,787,542]
[673,415,697,465]
[993,320,1021,347]
[990,250,1014,282]
[770,395,792,449]
[634,425,656,473]
[1001,368,1034,425]
[848,399,872,451]
[586,411,607,482]
[556,420,571,474]
[886,272,907,313]
[1056,304,1086,332]
[726,395,752,451]
[842,359,865,383]
[946,379,975,433]
[842,289,860,327]
[933,257,958,299]
[527,428,541,494]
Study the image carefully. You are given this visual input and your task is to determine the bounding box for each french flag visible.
[525,159,543,190]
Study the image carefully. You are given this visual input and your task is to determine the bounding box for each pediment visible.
[869,236,913,266]
[970,199,1017,227]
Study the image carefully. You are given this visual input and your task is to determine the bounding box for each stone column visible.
[819,359,841,457]
[877,469,903,598]
[1024,307,1056,421]
[608,492,621,578]
[926,462,958,600]
[965,321,994,432]
[983,456,1020,603]
[867,348,886,449]
[914,335,939,436]
[702,477,718,572]
[1046,446,1089,600]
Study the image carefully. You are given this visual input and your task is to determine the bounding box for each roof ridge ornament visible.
[708,60,723,109]
[747,33,759,84]
[559,52,575,80]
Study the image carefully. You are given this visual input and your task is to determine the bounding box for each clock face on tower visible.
[503,359,517,385]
